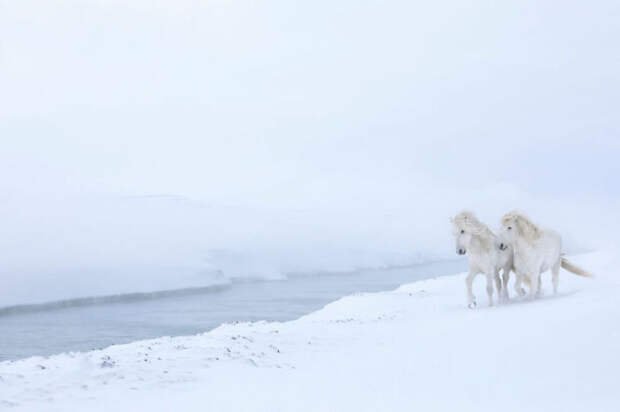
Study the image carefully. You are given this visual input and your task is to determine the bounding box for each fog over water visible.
[1,0,618,306]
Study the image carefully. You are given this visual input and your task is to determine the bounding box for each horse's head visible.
[451,212,476,256]
[501,210,540,243]
[497,231,511,252]
[452,224,472,256]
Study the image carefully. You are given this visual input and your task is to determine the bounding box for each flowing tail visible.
[561,257,594,278]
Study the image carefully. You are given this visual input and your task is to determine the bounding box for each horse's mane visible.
[502,210,541,242]
[452,210,494,238]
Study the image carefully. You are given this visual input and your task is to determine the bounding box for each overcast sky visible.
[1,0,618,203]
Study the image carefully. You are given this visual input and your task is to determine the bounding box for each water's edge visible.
[0,259,466,362]
[0,259,461,317]
[0,284,232,317]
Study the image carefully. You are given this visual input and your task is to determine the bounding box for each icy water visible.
[0,260,465,361]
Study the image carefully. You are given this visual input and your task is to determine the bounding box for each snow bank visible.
[1,251,617,411]
[0,193,438,308]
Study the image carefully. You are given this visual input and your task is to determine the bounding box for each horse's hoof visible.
[468,302,477,309]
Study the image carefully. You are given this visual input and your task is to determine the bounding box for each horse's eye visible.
[460,230,465,234]
[507,226,512,230]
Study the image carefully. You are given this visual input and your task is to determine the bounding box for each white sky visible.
[1,0,618,202]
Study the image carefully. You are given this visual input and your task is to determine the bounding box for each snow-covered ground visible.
[1,251,616,411]
[1,2,618,409]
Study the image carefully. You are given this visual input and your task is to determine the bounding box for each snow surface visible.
[1,251,617,411]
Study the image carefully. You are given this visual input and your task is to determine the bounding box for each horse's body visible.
[500,211,593,299]
[451,211,513,308]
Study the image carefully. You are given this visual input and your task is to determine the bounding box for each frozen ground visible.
[1,251,616,411]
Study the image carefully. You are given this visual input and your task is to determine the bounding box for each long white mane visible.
[501,210,542,243]
[452,210,494,238]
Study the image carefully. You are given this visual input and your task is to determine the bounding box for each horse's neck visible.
[515,233,539,250]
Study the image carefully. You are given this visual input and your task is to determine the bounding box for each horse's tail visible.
[561,257,594,278]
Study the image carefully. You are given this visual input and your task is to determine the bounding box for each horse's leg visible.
[528,273,538,300]
[514,272,526,297]
[552,260,560,294]
[493,269,502,302]
[466,270,477,308]
[486,272,495,307]
[536,273,544,297]
[501,267,510,301]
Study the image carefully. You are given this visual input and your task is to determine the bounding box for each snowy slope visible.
[0,194,440,309]
[1,251,617,411]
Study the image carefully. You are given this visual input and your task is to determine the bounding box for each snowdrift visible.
[1,251,616,411]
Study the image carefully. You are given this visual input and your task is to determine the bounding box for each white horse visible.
[500,211,593,299]
[451,211,514,308]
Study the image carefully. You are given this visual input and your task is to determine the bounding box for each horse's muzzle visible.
[457,249,466,255]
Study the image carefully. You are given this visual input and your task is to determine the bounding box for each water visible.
[0,260,465,361]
